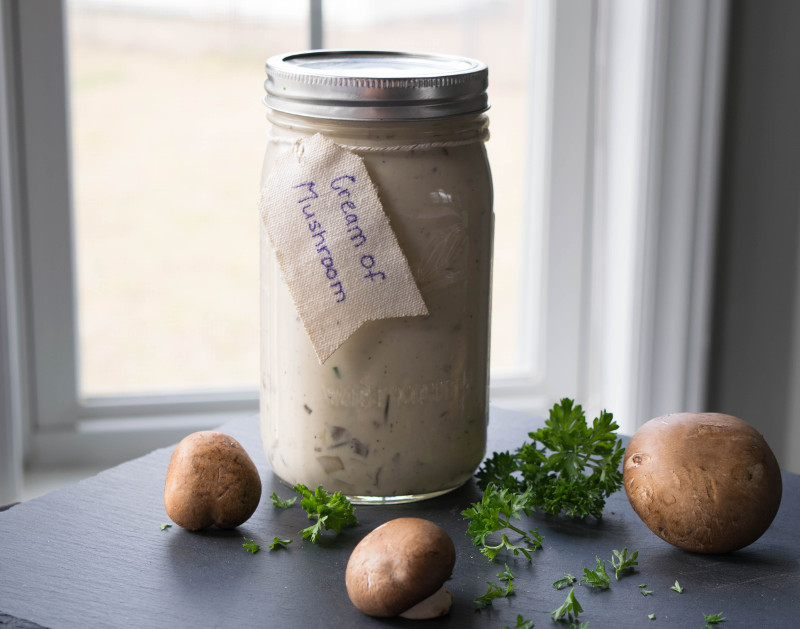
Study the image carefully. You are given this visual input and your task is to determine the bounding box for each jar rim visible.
[264,49,489,121]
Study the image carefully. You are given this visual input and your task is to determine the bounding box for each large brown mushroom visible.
[345,517,456,618]
[624,412,781,553]
[164,431,262,530]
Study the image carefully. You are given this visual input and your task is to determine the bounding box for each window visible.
[67,0,533,397]
[1,0,727,504]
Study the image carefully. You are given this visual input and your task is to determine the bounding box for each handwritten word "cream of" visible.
[330,175,387,282]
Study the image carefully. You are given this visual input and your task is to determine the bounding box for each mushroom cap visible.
[345,517,456,617]
[164,431,262,530]
[624,412,782,553]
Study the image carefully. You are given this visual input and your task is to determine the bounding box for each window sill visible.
[28,410,254,469]
[22,464,110,502]
[19,388,545,503]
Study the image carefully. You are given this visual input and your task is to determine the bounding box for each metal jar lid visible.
[264,50,488,121]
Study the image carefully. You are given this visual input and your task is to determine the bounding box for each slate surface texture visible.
[1,407,798,628]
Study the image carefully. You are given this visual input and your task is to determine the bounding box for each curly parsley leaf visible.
[473,582,510,610]
[473,567,516,610]
[270,492,296,509]
[242,537,261,554]
[551,587,583,622]
[670,580,684,593]
[610,547,639,580]
[299,516,325,543]
[497,563,515,583]
[553,573,578,590]
[703,612,726,626]
[462,483,543,561]
[477,398,624,519]
[580,555,611,589]
[475,450,524,493]
[481,531,544,562]
[268,537,292,550]
[294,483,357,543]
[502,614,535,629]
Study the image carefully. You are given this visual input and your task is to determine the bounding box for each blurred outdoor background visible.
[67,0,531,397]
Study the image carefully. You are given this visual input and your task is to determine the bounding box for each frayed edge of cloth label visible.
[258,133,428,363]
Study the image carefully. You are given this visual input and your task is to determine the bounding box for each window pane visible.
[67,1,308,395]
[68,0,533,397]
[323,0,532,376]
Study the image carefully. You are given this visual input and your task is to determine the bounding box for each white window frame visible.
[494,0,601,408]
[593,0,728,430]
[1,0,728,504]
[491,0,728,434]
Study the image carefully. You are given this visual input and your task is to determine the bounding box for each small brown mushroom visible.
[345,517,456,618]
[164,431,262,530]
[624,412,781,553]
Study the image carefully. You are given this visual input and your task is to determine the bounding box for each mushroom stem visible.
[399,586,453,620]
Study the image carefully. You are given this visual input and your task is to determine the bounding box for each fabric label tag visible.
[258,133,428,363]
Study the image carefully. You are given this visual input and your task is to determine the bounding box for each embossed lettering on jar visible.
[259,51,493,503]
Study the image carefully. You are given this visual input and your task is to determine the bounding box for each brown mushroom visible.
[164,431,262,530]
[345,517,456,618]
[624,412,781,553]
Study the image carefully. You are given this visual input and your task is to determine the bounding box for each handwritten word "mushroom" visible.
[293,181,346,303]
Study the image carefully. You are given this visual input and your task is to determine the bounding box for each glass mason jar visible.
[259,51,493,503]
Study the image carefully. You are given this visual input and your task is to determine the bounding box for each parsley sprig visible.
[477,398,624,519]
[270,492,296,509]
[473,565,516,609]
[551,587,583,622]
[242,537,260,554]
[610,547,639,580]
[580,556,611,589]
[703,612,726,627]
[294,483,357,543]
[502,614,535,629]
[268,537,292,550]
[462,484,543,561]
[553,573,577,590]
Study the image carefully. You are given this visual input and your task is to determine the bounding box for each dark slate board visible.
[1,407,798,628]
